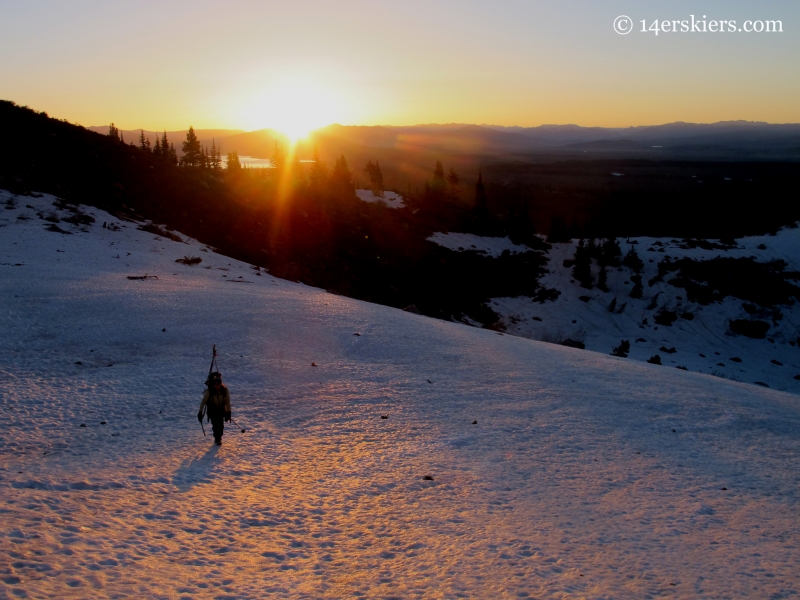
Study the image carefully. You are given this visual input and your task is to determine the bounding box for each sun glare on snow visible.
[239,76,343,143]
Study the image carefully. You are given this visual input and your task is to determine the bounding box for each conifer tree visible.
[228,150,242,175]
[518,198,536,238]
[363,160,384,196]
[572,239,593,289]
[226,151,242,172]
[598,265,609,292]
[447,167,460,196]
[210,139,222,170]
[568,220,583,240]
[271,141,286,170]
[629,274,643,299]
[294,161,307,189]
[153,136,162,157]
[331,155,354,192]
[611,340,630,358]
[180,126,202,167]
[108,123,120,141]
[433,160,445,182]
[139,130,151,152]
[601,238,622,267]
[169,143,178,165]
[160,131,169,159]
[308,145,328,189]
[623,246,644,272]
[588,238,599,262]
[430,160,446,193]
[547,216,569,243]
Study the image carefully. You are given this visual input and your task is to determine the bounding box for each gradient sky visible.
[1,0,798,132]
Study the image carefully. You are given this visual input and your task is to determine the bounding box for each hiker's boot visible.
[214,437,222,445]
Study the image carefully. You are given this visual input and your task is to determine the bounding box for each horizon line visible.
[85,118,800,135]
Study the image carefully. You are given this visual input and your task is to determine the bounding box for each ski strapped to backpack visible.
[198,344,247,434]
[207,343,220,388]
[197,344,219,434]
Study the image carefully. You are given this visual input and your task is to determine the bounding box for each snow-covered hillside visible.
[427,231,533,258]
[428,230,800,394]
[2,190,800,598]
[355,189,405,209]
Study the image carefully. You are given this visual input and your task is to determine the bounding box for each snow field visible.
[495,234,800,393]
[1,190,800,598]
[355,189,406,209]
[426,231,533,258]
[426,230,800,393]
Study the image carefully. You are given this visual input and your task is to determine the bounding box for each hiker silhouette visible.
[198,372,231,445]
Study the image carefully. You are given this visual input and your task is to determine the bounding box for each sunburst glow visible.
[238,75,344,142]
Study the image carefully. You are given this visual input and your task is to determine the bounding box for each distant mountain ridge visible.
[87,120,800,162]
[306,121,800,161]
[484,121,800,149]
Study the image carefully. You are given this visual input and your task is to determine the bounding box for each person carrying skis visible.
[198,373,231,445]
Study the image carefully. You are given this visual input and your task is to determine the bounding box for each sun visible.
[239,75,344,142]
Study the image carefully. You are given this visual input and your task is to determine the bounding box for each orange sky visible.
[1,1,798,135]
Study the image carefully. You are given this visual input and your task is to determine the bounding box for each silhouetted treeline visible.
[0,101,551,325]
[479,159,800,239]
[2,100,799,327]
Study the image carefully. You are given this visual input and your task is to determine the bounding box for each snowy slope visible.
[1,190,800,599]
[428,231,800,394]
[355,189,405,209]
[427,232,533,258]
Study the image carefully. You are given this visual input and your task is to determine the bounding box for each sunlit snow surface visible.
[1,189,800,598]
[355,189,405,209]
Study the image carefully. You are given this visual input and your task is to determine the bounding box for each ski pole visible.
[199,407,206,436]
[230,417,246,433]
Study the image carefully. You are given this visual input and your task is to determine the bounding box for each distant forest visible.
[2,100,799,325]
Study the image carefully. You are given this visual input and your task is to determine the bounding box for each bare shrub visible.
[175,256,202,266]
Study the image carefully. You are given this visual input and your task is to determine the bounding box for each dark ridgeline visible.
[479,158,800,241]
[0,101,550,327]
[1,99,798,329]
